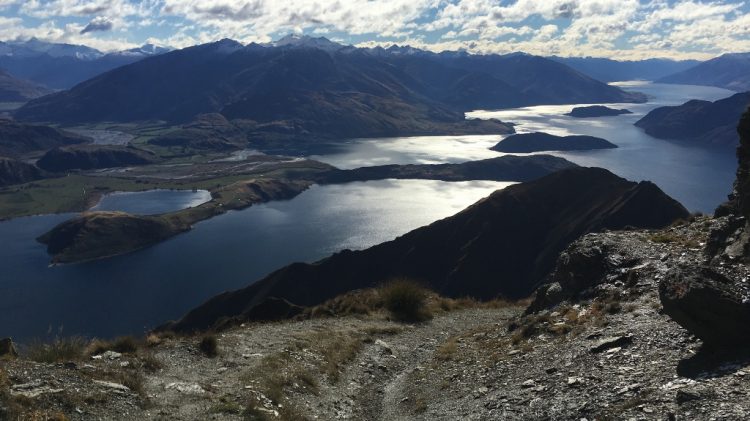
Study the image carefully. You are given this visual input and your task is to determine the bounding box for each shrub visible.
[198,335,218,357]
[379,279,431,322]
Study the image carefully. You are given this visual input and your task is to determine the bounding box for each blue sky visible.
[1,0,749,59]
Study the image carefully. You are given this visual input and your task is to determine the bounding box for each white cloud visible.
[0,0,748,59]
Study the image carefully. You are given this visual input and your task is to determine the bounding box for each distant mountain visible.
[658,53,750,91]
[0,68,51,101]
[0,120,88,158]
[165,167,688,332]
[0,39,169,89]
[15,37,644,143]
[551,57,700,82]
[635,92,750,147]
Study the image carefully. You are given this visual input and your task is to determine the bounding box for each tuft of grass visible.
[198,335,218,358]
[25,337,87,363]
[435,337,459,361]
[379,279,432,322]
[210,397,244,415]
[140,352,163,372]
[88,336,140,356]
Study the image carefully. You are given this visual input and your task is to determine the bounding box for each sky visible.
[0,0,749,60]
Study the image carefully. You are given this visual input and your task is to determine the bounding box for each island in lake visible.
[566,105,632,118]
[490,132,618,153]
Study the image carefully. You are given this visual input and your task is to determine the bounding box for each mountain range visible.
[551,56,699,83]
[14,36,645,145]
[165,166,688,332]
[658,52,750,92]
[635,91,750,147]
[0,39,169,90]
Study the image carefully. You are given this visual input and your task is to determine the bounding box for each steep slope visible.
[0,69,51,102]
[0,120,88,158]
[551,56,700,82]
[15,38,643,136]
[658,53,750,91]
[635,92,750,147]
[167,167,688,332]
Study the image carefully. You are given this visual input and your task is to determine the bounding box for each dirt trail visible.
[312,308,518,420]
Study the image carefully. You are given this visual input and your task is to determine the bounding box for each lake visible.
[0,180,510,341]
[314,82,736,213]
[0,81,738,341]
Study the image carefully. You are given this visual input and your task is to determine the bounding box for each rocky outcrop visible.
[659,265,750,346]
[36,145,158,172]
[316,155,577,184]
[0,157,43,186]
[490,132,617,153]
[0,337,17,358]
[566,105,632,118]
[165,167,688,332]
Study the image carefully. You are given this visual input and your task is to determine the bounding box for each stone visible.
[165,382,206,394]
[375,339,393,355]
[589,335,633,353]
[0,338,18,358]
[521,379,536,388]
[660,265,750,345]
[94,380,131,392]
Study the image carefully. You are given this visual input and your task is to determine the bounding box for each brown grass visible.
[25,337,87,363]
[435,337,459,361]
[87,336,141,356]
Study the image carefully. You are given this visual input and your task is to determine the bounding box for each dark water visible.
[0,180,508,341]
[315,82,737,213]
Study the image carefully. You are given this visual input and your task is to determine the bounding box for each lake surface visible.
[314,82,736,213]
[91,189,211,215]
[0,81,738,341]
[0,180,510,341]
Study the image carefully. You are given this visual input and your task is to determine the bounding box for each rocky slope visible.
[635,92,750,147]
[36,145,159,172]
[165,167,687,333]
[490,132,617,153]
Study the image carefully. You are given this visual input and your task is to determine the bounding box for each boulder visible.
[659,265,750,346]
[0,337,18,358]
